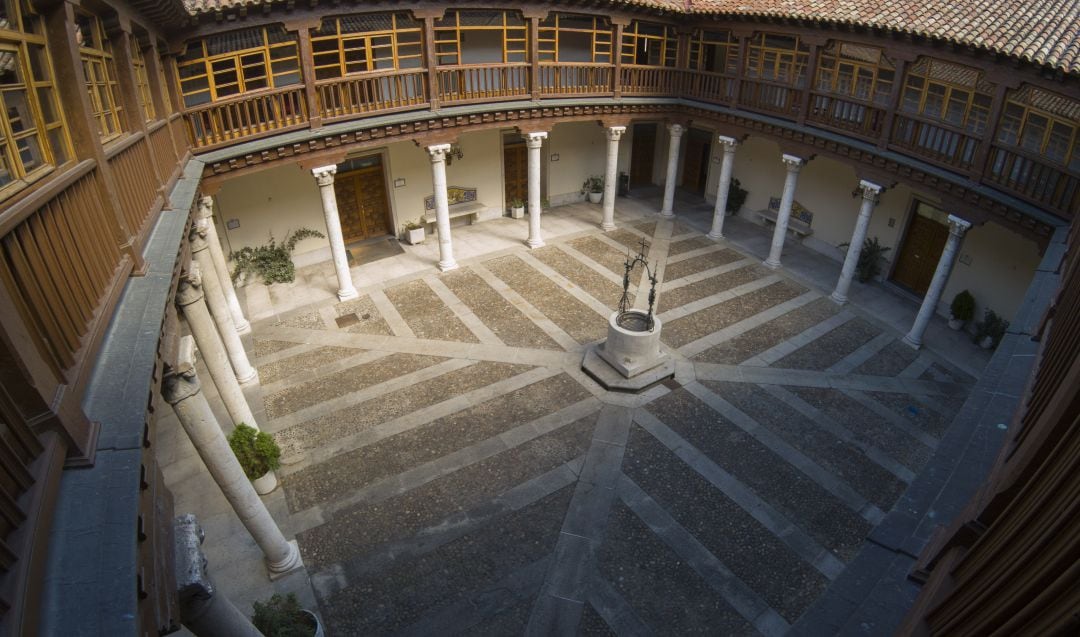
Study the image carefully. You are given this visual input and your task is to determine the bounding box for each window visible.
[434,10,526,66]
[0,0,71,198]
[996,86,1080,172]
[130,36,155,122]
[538,14,611,64]
[744,33,810,87]
[816,42,895,105]
[689,29,736,74]
[620,21,676,67]
[900,58,994,135]
[311,13,422,80]
[176,26,301,108]
[75,10,125,141]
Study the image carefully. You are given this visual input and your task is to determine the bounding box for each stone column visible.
[176,269,259,429]
[601,126,626,231]
[830,180,883,305]
[426,144,458,271]
[763,154,804,269]
[707,136,739,240]
[660,123,685,218]
[903,215,972,349]
[525,131,548,248]
[191,221,258,386]
[195,196,250,334]
[311,165,359,300]
[163,341,302,580]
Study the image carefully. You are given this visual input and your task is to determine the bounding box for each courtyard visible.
[158,197,981,635]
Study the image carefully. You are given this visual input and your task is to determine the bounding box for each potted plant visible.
[949,290,975,330]
[726,178,748,215]
[227,423,281,495]
[253,593,323,637]
[582,175,604,204]
[838,236,891,283]
[400,219,425,245]
[230,228,325,286]
[509,197,525,219]
[973,308,1009,349]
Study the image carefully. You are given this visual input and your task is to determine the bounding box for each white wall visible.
[941,220,1040,323]
[547,121,607,205]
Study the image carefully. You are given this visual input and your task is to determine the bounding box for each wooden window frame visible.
[176,26,301,108]
[900,57,994,135]
[996,86,1080,171]
[0,0,73,201]
[620,20,677,68]
[130,36,155,122]
[75,9,125,142]
[434,10,527,66]
[689,29,736,75]
[815,41,895,106]
[538,14,612,64]
[744,32,810,87]
[310,12,423,80]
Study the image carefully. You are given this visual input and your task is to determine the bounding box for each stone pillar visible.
[525,131,548,248]
[707,136,739,240]
[174,514,263,637]
[311,165,359,300]
[763,154,804,269]
[191,221,258,386]
[176,269,259,429]
[195,196,250,334]
[830,180,883,305]
[601,126,626,231]
[163,342,302,580]
[426,144,459,271]
[903,215,972,349]
[660,123,685,218]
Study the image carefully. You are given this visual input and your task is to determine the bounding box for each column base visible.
[337,287,359,302]
[706,231,724,241]
[237,368,259,387]
[266,539,304,581]
[438,260,459,272]
[829,291,848,305]
[234,319,252,335]
[526,238,545,249]
[901,334,922,350]
[600,222,616,232]
[659,210,675,218]
[762,258,781,270]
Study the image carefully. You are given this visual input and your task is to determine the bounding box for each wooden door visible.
[503,143,527,208]
[891,211,949,295]
[630,123,657,186]
[680,130,711,194]
[334,163,391,243]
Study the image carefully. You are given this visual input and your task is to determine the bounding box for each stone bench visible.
[756,196,814,238]
[422,186,483,233]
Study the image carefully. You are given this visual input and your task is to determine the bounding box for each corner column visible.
[660,123,685,217]
[830,180,883,304]
[196,196,250,334]
[763,154,805,269]
[524,132,548,248]
[601,126,626,231]
[426,144,459,271]
[163,340,302,580]
[311,165,359,300]
[903,215,972,349]
[707,135,739,240]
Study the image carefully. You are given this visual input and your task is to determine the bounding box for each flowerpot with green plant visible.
[252,593,323,637]
[230,228,325,286]
[509,197,525,218]
[726,178,748,215]
[400,219,425,245]
[582,176,604,204]
[949,290,975,330]
[838,236,891,283]
[227,423,281,495]
[974,308,1009,349]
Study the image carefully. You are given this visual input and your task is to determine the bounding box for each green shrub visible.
[230,227,324,285]
[725,178,748,214]
[227,424,281,480]
[581,175,604,194]
[950,290,975,322]
[839,236,891,283]
[252,593,316,637]
[974,309,1009,348]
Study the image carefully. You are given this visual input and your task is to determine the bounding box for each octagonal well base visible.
[582,346,675,394]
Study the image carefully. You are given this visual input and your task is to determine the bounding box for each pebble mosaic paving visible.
[240,215,976,635]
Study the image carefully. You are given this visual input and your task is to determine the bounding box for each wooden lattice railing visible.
[437,63,530,105]
[184,86,308,149]
[317,69,429,121]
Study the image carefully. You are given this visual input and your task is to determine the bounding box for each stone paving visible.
[161,201,980,635]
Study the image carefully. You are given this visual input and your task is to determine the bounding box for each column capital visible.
[667,123,685,137]
[781,154,804,171]
[196,195,214,219]
[176,265,206,307]
[717,135,738,150]
[858,179,883,200]
[947,214,973,236]
[607,126,626,141]
[427,143,453,161]
[524,131,547,148]
[311,164,337,186]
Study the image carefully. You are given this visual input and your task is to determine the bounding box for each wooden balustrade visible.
[890,114,982,172]
[168,114,189,160]
[807,93,886,140]
[184,86,308,149]
[148,121,179,180]
[985,146,1079,220]
[619,65,681,96]
[680,70,736,104]
[536,64,612,96]
[436,64,530,105]
[107,135,162,245]
[738,79,804,119]
[317,69,429,122]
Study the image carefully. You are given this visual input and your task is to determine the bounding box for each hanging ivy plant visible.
[230,227,324,285]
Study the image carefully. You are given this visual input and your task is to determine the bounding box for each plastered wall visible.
[547,121,608,205]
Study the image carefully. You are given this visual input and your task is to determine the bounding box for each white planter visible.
[510,205,525,219]
[587,191,603,204]
[403,227,425,245]
[948,318,965,331]
[302,610,325,637]
[252,470,278,495]
[979,335,995,349]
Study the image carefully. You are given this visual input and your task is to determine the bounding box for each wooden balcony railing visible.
[807,93,887,141]
[537,63,613,96]
[738,79,804,119]
[106,134,162,243]
[148,120,179,182]
[437,64,530,105]
[317,69,429,121]
[619,65,682,96]
[168,113,189,160]
[890,114,982,172]
[184,86,308,149]
[986,146,1079,220]
[680,70,736,105]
